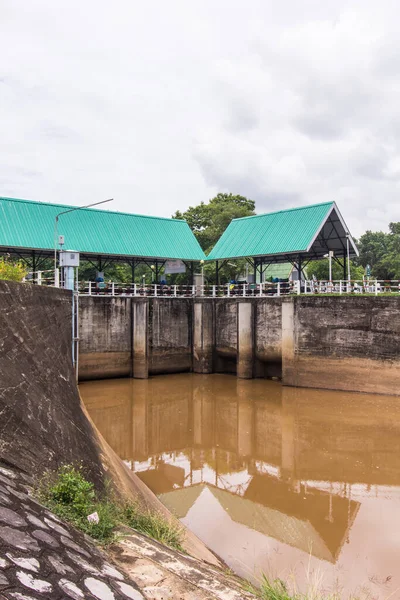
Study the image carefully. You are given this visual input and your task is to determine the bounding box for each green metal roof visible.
[264,263,293,280]
[0,197,205,260]
[207,201,335,260]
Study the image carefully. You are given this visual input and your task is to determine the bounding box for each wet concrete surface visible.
[81,374,400,599]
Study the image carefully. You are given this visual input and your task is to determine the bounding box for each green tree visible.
[308,259,364,281]
[173,193,255,253]
[357,224,400,279]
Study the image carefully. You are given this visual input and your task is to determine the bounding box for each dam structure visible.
[79,294,400,396]
[0,196,395,396]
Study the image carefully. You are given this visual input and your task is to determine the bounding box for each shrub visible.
[0,256,28,282]
[37,464,184,549]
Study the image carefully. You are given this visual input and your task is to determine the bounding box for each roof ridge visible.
[0,196,185,223]
[231,201,334,222]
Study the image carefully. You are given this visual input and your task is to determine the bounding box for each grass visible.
[36,464,184,550]
[244,575,361,600]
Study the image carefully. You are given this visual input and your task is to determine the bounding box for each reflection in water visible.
[80,375,400,596]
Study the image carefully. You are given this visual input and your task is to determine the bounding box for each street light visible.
[54,198,113,284]
[323,251,334,282]
[200,259,205,287]
[345,233,351,283]
[150,264,155,283]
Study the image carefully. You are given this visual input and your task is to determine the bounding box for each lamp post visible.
[324,251,334,283]
[150,264,155,283]
[200,259,205,288]
[346,233,351,283]
[54,198,113,285]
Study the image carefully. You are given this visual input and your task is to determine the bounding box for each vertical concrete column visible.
[132,299,149,379]
[282,299,296,386]
[193,300,214,374]
[237,301,254,379]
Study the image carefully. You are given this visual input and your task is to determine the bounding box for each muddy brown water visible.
[80,374,400,598]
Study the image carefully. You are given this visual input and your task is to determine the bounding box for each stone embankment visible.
[0,462,254,600]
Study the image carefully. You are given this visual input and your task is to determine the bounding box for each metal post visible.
[131,260,135,283]
[277,282,281,297]
[346,234,351,283]
[216,261,219,287]
[111,282,115,296]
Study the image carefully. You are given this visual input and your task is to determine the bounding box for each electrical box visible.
[58,235,65,246]
[59,250,80,267]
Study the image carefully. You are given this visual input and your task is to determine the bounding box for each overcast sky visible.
[1,0,400,237]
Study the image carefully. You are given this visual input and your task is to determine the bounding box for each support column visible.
[131,260,135,283]
[237,301,254,379]
[282,299,296,386]
[132,299,149,379]
[193,300,213,373]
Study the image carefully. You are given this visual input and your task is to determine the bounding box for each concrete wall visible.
[79,297,193,381]
[283,296,400,395]
[79,297,132,380]
[0,281,105,485]
[79,296,400,395]
[149,299,192,375]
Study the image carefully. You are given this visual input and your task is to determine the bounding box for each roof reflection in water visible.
[80,374,400,568]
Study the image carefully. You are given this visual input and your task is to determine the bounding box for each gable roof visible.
[0,197,205,261]
[207,201,358,261]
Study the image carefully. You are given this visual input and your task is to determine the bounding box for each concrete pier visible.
[132,299,149,379]
[193,300,214,374]
[237,302,254,379]
[281,299,295,386]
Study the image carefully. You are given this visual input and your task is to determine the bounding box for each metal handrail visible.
[24,275,400,297]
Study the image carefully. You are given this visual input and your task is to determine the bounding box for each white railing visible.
[24,269,60,287]
[24,275,400,297]
[78,282,197,297]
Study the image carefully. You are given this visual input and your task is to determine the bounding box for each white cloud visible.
[1,0,400,237]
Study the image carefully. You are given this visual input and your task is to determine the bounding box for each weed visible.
[37,464,184,550]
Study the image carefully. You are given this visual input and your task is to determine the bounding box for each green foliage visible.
[308,259,365,281]
[173,193,255,253]
[356,223,400,279]
[245,575,359,600]
[37,464,184,549]
[0,256,28,281]
[122,503,184,551]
